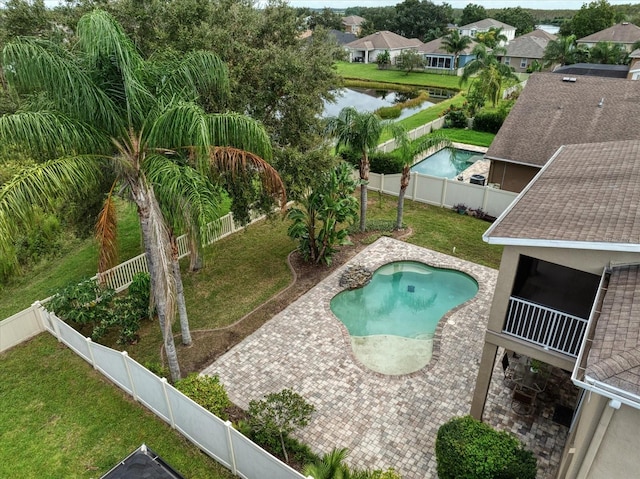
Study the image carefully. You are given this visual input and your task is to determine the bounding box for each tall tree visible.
[459,3,486,26]
[589,41,628,64]
[475,27,507,48]
[0,0,51,42]
[307,7,342,31]
[393,0,453,42]
[460,44,518,107]
[566,0,616,39]
[441,30,473,69]
[494,7,536,37]
[325,107,401,232]
[543,35,581,67]
[0,10,284,381]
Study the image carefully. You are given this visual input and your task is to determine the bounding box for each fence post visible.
[411,172,418,201]
[31,301,45,332]
[482,186,490,213]
[122,351,138,401]
[225,420,238,476]
[379,173,384,193]
[86,337,97,368]
[440,178,448,208]
[161,377,176,428]
[49,308,62,342]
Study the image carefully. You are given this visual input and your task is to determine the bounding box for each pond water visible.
[323,87,453,120]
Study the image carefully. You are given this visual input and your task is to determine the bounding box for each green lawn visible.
[436,129,495,147]
[0,333,234,479]
[336,61,462,90]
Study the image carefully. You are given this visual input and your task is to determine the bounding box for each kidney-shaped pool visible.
[330,261,478,375]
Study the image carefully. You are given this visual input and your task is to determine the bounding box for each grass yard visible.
[336,61,462,90]
[436,129,495,147]
[0,333,234,479]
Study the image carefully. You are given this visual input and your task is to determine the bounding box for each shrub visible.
[440,104,468,129]
[127,272,151,318]
[436,416,537,479]
[472,110,507,134]
[375,105,401,119]
[175,374,232,419]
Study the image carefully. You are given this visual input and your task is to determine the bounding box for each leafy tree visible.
[287,162,358,265]
[307,7,342,31]
[566,0,616,39]
[396,49,425,74]
[393,0,453,42]
[394,132,452,230]
[441,30,473,69]
[459,3,487,26]
[494,7,536,37]
[0,10,284,382]
[0,0,51,42]
[460,44,518,107]
[475,27,507,48]
[589,41,628,64]
[348,6,397,36]
[325,107,402,232]
[247,388,315,463]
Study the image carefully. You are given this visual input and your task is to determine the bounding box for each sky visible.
[286,0,635,9]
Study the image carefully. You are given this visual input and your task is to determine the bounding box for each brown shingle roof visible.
[503,34,553,60]
[342,15,366,26]
[418,36,478,55]
[520,29,557,41]
[345,31,421,50]
[578,22,640,45]
[485,140,640,247]
[586,265,640,397]
[486,73,640,168]
[459,18,515,32]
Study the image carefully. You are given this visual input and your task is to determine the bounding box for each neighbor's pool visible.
[330,261,478,375]
[411,148,481,179]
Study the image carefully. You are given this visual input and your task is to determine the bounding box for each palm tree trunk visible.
[132,180,181,382]
[170,233,192,346]
[189,234,204,271]
[359,151,370,232]
[396,165,410,230]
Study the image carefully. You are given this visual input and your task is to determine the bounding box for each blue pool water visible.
[411,148,480,179]
[330,261,478,339]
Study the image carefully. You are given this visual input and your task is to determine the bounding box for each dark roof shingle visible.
[578,22,640,45]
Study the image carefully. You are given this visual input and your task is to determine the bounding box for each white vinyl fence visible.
[0,305,45,352]
[376,117,446,153]
[33,303,308,479]
[368,171,517,219]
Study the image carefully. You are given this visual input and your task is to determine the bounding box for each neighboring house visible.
[471,139,640,479]
[552,63,630,79]
[344,31,421,64]
[628,48,640,79]
[342,15,366,35]
[418,36,479,72]
[499,29,557,73]
[327,29,357,46]
[458,18,516,44]
[485,72,640,193]
[577,21,640,51]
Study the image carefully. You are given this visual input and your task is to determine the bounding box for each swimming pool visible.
[410,148,481,179]
[330,261,478,375]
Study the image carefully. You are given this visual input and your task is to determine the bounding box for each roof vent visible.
[562,77,577,82]
[623,22,629,25]
[598,97,605,108]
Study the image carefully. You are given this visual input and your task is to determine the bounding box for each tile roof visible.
[503,34,554,60]
[486,72,640,168]
[459,18,515,32]
[578,22,640,45]
[586,264,640,398]
[485,140,640,247]
[418,36,478,55]
[345,31,421,50]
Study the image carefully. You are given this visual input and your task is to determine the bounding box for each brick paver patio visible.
[203,237,573,478]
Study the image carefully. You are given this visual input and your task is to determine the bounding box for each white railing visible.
[366,171,517,219]
[503,296,588,357]
[33,302,308,479]
[375,117,447,153]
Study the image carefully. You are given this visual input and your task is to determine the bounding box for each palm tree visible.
[394,132,452,230]
[589,41,628,64]
[475,27,507,49]
[460,44,518,107]
[325,107,403,232]
[0,10,284,381]
[542,35,578,68]
[441,30,473,70]
[303,447,350,479]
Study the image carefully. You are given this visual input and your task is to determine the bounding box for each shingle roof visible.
[503,34,554,59]
[459,18,515,31]
[345,31,421,50]
[578,22,640,45]
[485,139,640,247]
[328,29,357,45]
[418,36,478,55]
[342,15,366,26]
[586,264,640,398]
[520,29,557,41]
[486,72,640,168]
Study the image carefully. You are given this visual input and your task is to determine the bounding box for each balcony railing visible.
[503,297,588,357]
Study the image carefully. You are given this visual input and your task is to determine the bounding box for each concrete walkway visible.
[203,237,570,478]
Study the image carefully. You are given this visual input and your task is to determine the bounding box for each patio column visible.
[470,342,498,420]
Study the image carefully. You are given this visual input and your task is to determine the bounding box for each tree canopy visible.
[563,0,616,39]
[494,7,536,37]
[459,3,486,26]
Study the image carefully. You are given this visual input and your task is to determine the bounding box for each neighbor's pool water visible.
[411,148,481,179]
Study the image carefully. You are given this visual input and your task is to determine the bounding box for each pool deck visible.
[203,237,571,478]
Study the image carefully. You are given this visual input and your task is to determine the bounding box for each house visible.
[471,139,640,478]
[342,15,366,35]
[628,48,640,79]
[485,72,640,193]
[328,29,357,46]
[344,31,422,64]
[458,18,516,44]
[418,36,479,72]
[499,29,557,73]
[577,22,640,52]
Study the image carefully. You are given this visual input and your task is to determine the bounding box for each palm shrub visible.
[436,416,536,479]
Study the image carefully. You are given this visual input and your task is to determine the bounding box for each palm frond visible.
[145,101,209,150]
[96,182,119,274]
[205,113,273,160]
[210,146,286,206]
[2,37,123,134]
[0,110,112,157]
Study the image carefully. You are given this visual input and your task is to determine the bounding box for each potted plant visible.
[453,203,468,215]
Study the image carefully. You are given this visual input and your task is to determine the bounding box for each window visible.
[520,58,528,68]
[504,56,511,65]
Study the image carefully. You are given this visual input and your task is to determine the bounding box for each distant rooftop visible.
[578,22,640,44]
[458,17,515,32]
[345,30,421,50]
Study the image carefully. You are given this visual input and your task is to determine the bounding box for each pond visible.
[322,87,455,120]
